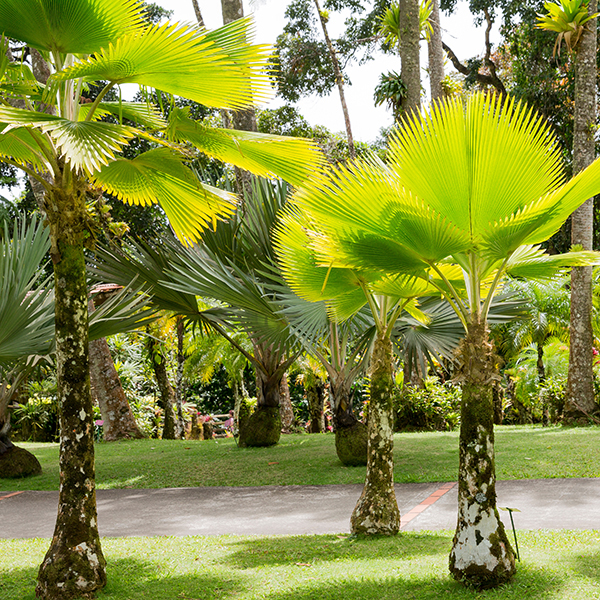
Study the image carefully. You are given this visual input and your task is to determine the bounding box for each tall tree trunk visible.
[399,0,421,114]
[449,320,515,589]
[427,0,445,101]
[313,0,356,159]
[279,373,295,431]
[191,0,205,27]
[350,333,400,535]
[146,332,178,440]
[330,374,367,465]
[220,0,259,197]
[89,337,144,441]
[36,180,106,599]
[566,3,597,420]
[88,297,143,441]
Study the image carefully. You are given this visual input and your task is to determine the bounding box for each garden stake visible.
[500,507,521,561]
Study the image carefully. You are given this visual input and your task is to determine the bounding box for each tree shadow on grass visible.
[221,532,453,569]
[256,564,566,600]
[568,549,600,582]
[0,558,250,600]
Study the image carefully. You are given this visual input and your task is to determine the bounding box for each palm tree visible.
[275,92,600,588]
[0,2,322,597]
[537,0,598,420]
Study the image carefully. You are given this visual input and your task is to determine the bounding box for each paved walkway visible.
[1,479,599,539]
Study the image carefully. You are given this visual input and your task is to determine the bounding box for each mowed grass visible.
[2,531,600,600]
[2,425,600,491]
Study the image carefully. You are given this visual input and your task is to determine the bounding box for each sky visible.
[153,0,501,143]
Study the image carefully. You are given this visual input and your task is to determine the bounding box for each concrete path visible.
[1,479,599,539]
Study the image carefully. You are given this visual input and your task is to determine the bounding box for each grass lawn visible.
[2,425,599,491]
[2,531,600,600]
[2,425,600,491]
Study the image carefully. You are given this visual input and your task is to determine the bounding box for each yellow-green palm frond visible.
[506,244,600,279]
[387,93,565,238]
[0,106,135,173]
[91,148,236,245]
[0,0,145,54]
[79,101,166,130]
[166,108,324,186]
[0,126,51,172]
[53,17,272,110]
[292,156,470,273]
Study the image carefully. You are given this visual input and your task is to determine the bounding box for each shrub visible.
[394,376,461,432]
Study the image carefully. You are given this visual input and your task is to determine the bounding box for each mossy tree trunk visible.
[330,375,367,466]
[350,333,400,535]
[36,180,107,599]
[279,373,295,432]
[449,320,515,589]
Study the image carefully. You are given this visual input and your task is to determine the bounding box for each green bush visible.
[394,376,461,432]
[11,379,59,442]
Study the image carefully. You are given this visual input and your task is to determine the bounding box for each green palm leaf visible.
[505,245,600,279]
[167,108,324,186]
[91,148,236,244]
[0,105,136,173]
[0,0,145,54]
[386,94,564,239]
[0,126,51,172]
[80,101,166,130]
[53,17,272,110]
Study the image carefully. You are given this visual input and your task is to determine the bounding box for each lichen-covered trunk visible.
[399,0,421,114]
[567,0,597,419]
[330,375,367,466]
[350,334,400,535]
[307,376,326,433]
[89,337,143,441]
[427,0,445,101]
[449,321,515,590]
[36,185,106,599]
[146,335,178,440]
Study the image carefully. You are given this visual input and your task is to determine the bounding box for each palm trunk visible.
[350,333,400,535]
[399,0,421,114]
[330,374,367,465]
[36,183,106,599]
[566,1,597,420]
[427,0,445,101]
[449,320,515,589]
[238,343,282,447]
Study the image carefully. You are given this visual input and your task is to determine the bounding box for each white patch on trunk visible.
[79,409,86,420]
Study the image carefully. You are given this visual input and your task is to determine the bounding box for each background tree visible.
[538,0,599,420]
